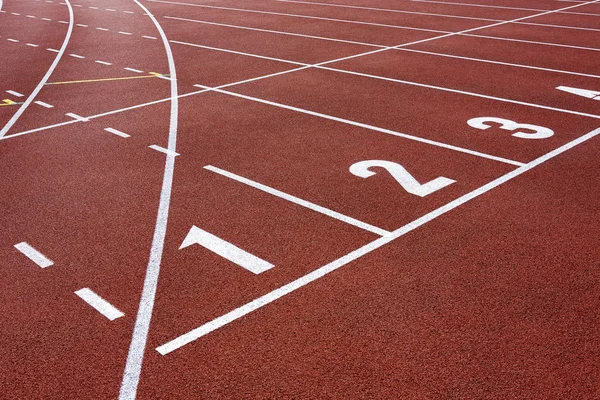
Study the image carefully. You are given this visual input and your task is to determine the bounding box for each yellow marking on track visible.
[45,73,170,85]
[0,99,20,106]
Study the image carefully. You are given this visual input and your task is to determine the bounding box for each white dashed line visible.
[65,113,89,122]
[14,242,54,268]
[7,39,19,43]
[41,17,52,21]
[118,31,133,35]
[34,101,54,108]
[142,35,157,39]
[6,90,24,97]
[96,27,109,31]
[26,43,39,47]
[124,67,143,73]
[148,145,180,157]
[47,48,60,52]
[104,127,130,138]
[69,53,85,59]
[75,288,124,321]
[58,20,68,24]
[95,60,112,66]
[76,23,88,27]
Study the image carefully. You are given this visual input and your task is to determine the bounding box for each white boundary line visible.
[410,0,600,17]
[156,126,600,355]
[118,0,179,398]
[278,0,600,32]
[0,0,73,137]
[75,288,125,320]
[194,84,525,166]
[205,165,391,236]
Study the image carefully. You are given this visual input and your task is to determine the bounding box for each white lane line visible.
[7,38,19,42]
[26,14,36,18]
[142,35,157,39]
[6,90,24,97]
[123,10,135,14]
[118,31,133,35]
[411,0,600,17]
[58,20,68,24]
[69,53,85,58]
[89,6,98,9]
[124,67,143,73]
[14,242,54,268]
[41,18,52,21]
[104,127,130,138]
[26,43,39,47]
[105,8,116,11]
[76,23,88,27]
[0,0,73,138]
[95,60,112,65]
[166,16,600,80]
[205,165,391,236]
[96,27,109,31]
[46,48,60,52]
[279,0,600,33]
[66,113,89,122]
[152,0,600,53]
[119,0,179,397]
[34,100,53,108]
[75,288,124,320]
[156,126,600,355]
[180,226,274,274]
[193,84,525,166]
[148,144,179,156]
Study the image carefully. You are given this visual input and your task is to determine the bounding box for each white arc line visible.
[14,242,53,268]
[0,0,73,137]
[119,0,179,398]
[205,165,390,236]
[193,85,525,166]
[156,126,600,355]
[180,226,274,274]
[75,288,124,320]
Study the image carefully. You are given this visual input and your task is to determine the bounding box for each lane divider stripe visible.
[75,288,124,320]
[14,242,54,268]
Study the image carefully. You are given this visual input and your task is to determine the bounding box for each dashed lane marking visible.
[124,67,143,73]
[74,288,124,320]
[148,144,179,156]
[104,127,130,138]
[34,100,53,108]
[14,242,54,268]
[65,112,89,122]
[205,165,391,236]
[180,226,275,274]
[69,53,85,59]
[46,73,168,85]
[6,90,24,97]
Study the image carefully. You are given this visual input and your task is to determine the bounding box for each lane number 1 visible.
[350,160,455,197]
[468,117,554,139]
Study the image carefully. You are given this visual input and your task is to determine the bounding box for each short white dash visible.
[123,10,134,14]
[6,90,24,97]
[124,67,143,73]
[41,17,52,21]
[142,35,157,40]
[26,15,36,18]
[148,145,179,157]
[180,226,274,274]
[66,113,89,122]
[96,27,109,31]
[47,48,59,52]
[76,23,88,27]
[75,288,124,320]
[14,242,53,268]
[7,39,19,43]
[89,6,98,9]
[26,43,39,47]
[72,4,82,7]
[105,8,116,11]
[34,100,53,108]
[104,127,130,138]
[11,12,21,15]
[118,31,132,35]
[58,20,68,24]
[69,53,85,59]
[95,60,112,66]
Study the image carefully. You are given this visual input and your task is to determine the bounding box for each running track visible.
[1,0,599,398]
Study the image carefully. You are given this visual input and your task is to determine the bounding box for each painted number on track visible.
[468,117,554,139]
[349,160,455,197]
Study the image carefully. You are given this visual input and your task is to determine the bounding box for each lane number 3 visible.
[350,160,455,197]
[467,117,554,139]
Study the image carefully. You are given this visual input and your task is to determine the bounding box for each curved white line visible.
[118,1,179,399]
[0,0,74,137]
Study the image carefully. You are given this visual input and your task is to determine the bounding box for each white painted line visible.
[205,165,390,236]
[46,48,60,52]
[75,288,124,320]
[96,27,109,31]
[14,242,54,268]
[34,100,54,108]
[180,226,274,274]
[76,23,88,27]
[118,31,133,35]
[0,0,74,138]
[58,20,68,24]
[557,86,600,99]
[148,144,179,156]
[156,126,600,355]
[41,18,52,21]
[26,15,36,18]
[6,90,24,97]
[142,35,157,39]
[104,127,130,138]
[119,0,179,394]
[7,38,19,42]
[105,8,116,11]
[66,113,89,122]
[26,43,39,47]
[10,12,20,15]
[194,85,525,166]
[69,53,85,59]
[123,10,135,13]
[89,6,98,9]
[124,67,143,73]
[95,60,112,66]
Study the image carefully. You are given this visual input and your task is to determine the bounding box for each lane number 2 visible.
[467,117,554,139]
[349,160,455,198]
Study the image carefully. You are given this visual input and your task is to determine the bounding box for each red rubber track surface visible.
[1,0,598,398]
